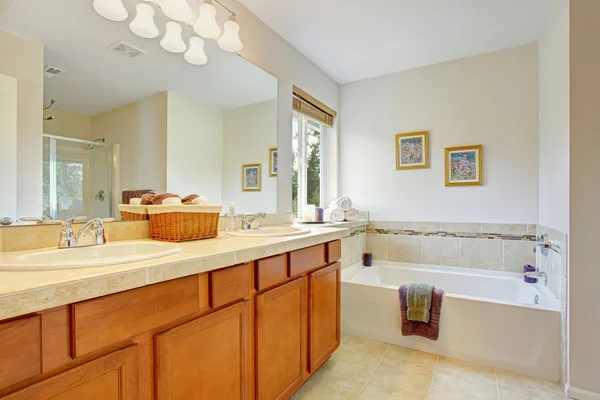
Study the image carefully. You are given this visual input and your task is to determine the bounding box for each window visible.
[293,112,323,218]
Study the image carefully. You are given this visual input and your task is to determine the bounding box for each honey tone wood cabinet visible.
[0,240,342,400]
[309,262,341,372]
[155,301,251,400]
[256,277,308,400]
[3,346,139,400]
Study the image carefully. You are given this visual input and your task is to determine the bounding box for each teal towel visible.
[407,283,434,323]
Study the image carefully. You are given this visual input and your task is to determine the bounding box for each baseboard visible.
[568,386,600,400]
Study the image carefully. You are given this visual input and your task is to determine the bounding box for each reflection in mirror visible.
[0,0,278,224]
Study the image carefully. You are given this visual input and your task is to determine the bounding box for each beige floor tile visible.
[383,345,438,371]
[498,388,531,400]
[358,383,422,400]
[322,348,382,383]
[295,368,364,400]
[496,369,565,399]
[341,332,349,343]
[365,359,433,400]
[429,372,497,400]
[435,357,496,386]
[341,335,390,357]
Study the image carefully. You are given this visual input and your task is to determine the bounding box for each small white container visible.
[302,204,316,222]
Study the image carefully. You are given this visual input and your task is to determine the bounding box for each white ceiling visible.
[238,0,550,84]
[0,0,277,116]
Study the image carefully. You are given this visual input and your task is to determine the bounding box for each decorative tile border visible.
[349,228,366,237]
[366,228,536,242]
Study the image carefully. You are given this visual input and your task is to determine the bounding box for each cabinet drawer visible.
[71,274,207,357]
[256,254,287,291]
[0,316,42,389]
[289,244,326,277]
[326,240,342,264]
[210,263,250,308]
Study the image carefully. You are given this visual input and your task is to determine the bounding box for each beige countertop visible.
[0,223,367,321]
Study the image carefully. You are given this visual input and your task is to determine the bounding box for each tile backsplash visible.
[366,221,536,273]
[0,213,295,253]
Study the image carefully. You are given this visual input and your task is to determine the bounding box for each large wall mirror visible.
[0,0,278,224]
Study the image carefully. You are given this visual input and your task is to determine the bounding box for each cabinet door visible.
[155,301,251,400]
[309,262,341,372]
[256,277,308,400]
[3,346,138,400]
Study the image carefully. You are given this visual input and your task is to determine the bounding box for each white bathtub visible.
[341,261,560,381]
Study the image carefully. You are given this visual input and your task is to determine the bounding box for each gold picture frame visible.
[444,145,483,186]
[269,148,278,177]
[242,164,262,192]
[395,131,429,170]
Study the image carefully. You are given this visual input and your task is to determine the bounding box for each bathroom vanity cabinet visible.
[0,240,342,400]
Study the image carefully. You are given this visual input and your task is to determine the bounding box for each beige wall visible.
[0,29,43,217]
[0,73,17,219]
[43,108,92,141]
[340,45,539,222]
[569,0,600,397]
[224,0,340,212]
[166,92,223,204]
[222,100,277,214]
[538,0,570,234]
[91,93,168,194]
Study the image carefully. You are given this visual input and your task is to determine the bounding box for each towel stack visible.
[325,197,361,222]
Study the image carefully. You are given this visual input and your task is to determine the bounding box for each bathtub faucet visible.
[525,270,548,286]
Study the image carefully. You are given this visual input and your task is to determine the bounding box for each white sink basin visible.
[227,226,311,238]
[0,241,182,271]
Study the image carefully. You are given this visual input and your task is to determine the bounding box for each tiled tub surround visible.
[367,221,537,273]
[341,261,560,382]
[342,227,367,270]
[537,225,569,387]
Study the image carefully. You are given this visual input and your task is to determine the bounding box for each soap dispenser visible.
[225,202,240,232]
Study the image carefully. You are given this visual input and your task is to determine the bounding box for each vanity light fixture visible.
[129,3,159,39]
[218,15,242,52]
[160,22,187,53]
[93,0,128,21]
[161,0,193,22]
[193,0,221,39]
[94,0,244,66]
[184,37,208,65]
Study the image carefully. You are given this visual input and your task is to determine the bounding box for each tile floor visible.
[293,334,567,400]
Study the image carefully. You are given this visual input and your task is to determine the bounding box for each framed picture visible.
[395,131,429,170]
[444,145,483,186]
[242,164,262,192]
[269,148,278,177]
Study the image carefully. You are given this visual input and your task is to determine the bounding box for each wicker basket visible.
[118,204,149,221]
[147,205,222,242]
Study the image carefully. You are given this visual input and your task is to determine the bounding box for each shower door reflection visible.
[42,135,112,220]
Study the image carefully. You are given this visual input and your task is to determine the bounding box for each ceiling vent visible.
[44,65,65,78]
[107,41,147,59]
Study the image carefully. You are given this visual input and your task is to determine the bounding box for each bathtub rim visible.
[343,260,561,312]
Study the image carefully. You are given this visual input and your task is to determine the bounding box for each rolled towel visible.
[191,196,209,205]
[325,208,345,222]
[162,197,183,205]
[141,193,155,205]
[129,198,142,205]
[151,193,180,205]
[182,194,199,204]
[345,208,360,221]
[329,197,353,211]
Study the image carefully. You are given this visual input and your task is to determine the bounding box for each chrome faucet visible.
[239,212,267,230]
[58,216,109,249]
[525,270,548,286]
[534,233,561,256]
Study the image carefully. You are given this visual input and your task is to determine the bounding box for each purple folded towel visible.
[399,284,444,341]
